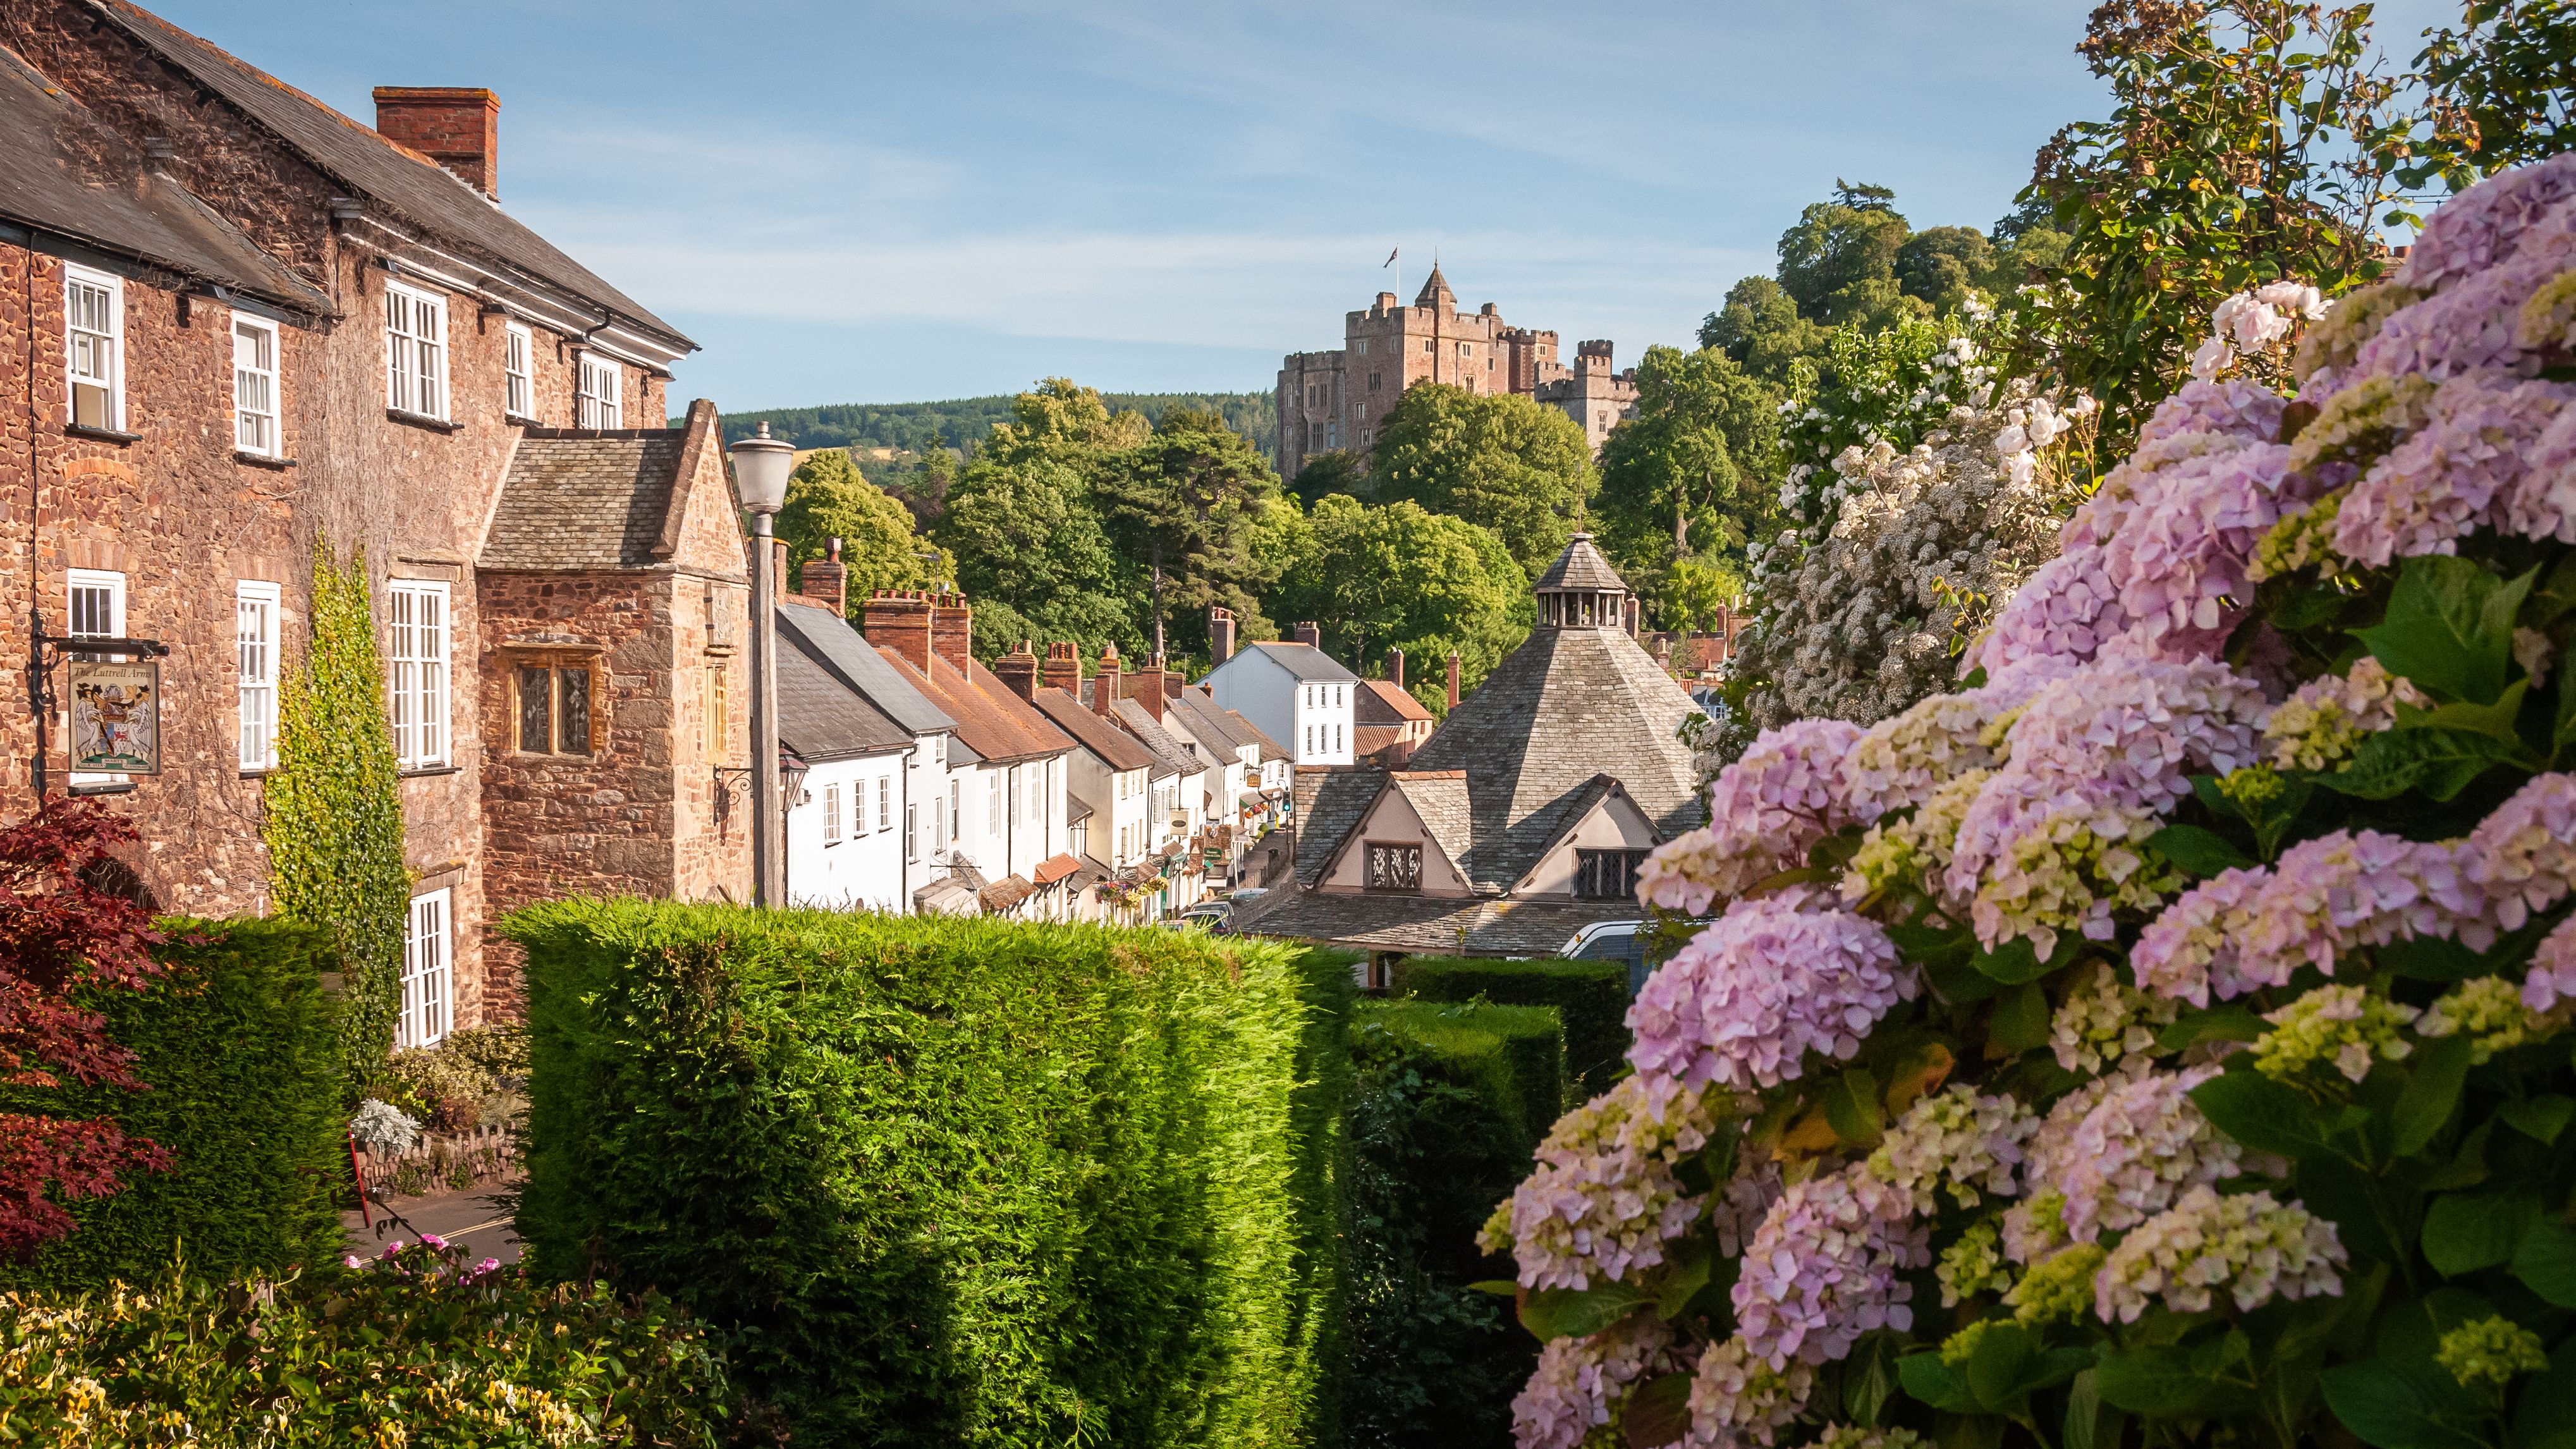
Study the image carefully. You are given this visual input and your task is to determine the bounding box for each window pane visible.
[518,666,551,752]
[558,669,591,754]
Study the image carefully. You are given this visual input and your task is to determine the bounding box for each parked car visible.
[1560,919,1649,993]
[1175,901,1233,931]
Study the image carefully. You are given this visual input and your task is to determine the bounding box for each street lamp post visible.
[728,422,796,908]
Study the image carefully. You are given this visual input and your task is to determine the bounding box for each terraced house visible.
[0,1,750,1037]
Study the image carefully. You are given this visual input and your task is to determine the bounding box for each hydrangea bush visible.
[1483,158,2576,1449]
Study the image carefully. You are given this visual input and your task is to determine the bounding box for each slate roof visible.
[84,0,690,349]
[1029,688,1156,773]
[777,606,958,738]
[1110,700,1197,783]
[1404,623,1704,890]
[877,649,1072,767]
[1391,771,1475,877]
[1293,766,1386,887]
[774,642,909,763]
[1237,893,1642,956]
[479,430,688,570]
[1535,534,1629,593]
[1355,679,1432,724]
[1226,709,1286,759]
[1415,264,1455,310]
[1230,642,1357,684]
[1166,692,1254,761]
[0,45,326,313]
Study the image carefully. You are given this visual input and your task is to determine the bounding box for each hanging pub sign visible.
[68,659,161,774]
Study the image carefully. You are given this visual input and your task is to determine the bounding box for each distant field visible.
[712,391,1278,458]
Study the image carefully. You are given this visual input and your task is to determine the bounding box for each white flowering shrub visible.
[1736,378,2094,730]
[1483,160,2576,1449]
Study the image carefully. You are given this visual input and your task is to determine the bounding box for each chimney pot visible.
[929,590,972,673]
[1208,605,1236,666]
[994,640,1041,702]
[1446,651,1462,712]
[1386,647,1405,690]
[1041,640,1083,695]
[1094,644,1122,717]
[1291,621,1321,649]
[800,535,849,617]
[372,87,501,197]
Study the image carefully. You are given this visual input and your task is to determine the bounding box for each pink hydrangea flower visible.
[1964,546,2132,676]
[1627,894,1914,1091]
[2052,1065,2255,1244]
[2135,831,2480,1004]
[2397,152,2576,293]
[2103,443,2310,649]
[1732,1166,1928,1369]
[1639,719,1870,914]
[1483,1073,1733,1291]
[1512,1313,1688,1449]
[2094,1185,2347,1323]
[1685,1335,1816,1449]
[2465,772,2576,932]
[2524,916,2576,1012]
[2333,371,2576,565]
[2138,379,2290,448]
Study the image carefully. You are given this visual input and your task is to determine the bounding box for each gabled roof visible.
[775,603,958,739]
[479,429,688,570]
[1510,775,1656,890]
[775,644,910,762]
[1223,641,1358,684]
[1293,766,1386,887]
[1355,678,1432,725]
[1226,709,1286,759]
[879,649,1073,766]
[83,0,689,351]
[0,44,326,313]
[1029,688,1156,773]
[1166,692,1254,760]
[1415,264,1455,310]
[1109,700,1196,782]
[1403,625,1704,890]
[1535,533,1630,594]
[1314,770,1476,891]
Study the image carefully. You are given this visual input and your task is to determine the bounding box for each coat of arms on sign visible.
[70,659,160,774]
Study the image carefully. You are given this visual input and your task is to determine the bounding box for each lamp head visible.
[729,420,795,515]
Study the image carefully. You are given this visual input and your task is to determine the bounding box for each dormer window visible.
[1574,848,1649,900]
[1366,841,1422,892]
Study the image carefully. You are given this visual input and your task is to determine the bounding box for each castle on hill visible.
[1275,266,1639,480]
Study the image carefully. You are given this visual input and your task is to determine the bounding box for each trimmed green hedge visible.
[1389,955,1628,1099]
[1341,1000,1565,1447]
[511,900,1350,1447]
[0,917,346,1290]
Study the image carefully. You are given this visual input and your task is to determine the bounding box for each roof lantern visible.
[1532,532,1630,630]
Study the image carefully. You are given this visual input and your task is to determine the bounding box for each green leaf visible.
[2093,1345,2257,1417]
[2146,824,2256,878]
[1520,1281,1650,1341]
[2190,1068,2345,1160]
[2515,1338,2576,1446]
[2383,936,2489,982]
[2299,1152,2407,1264]
[2393,1033,2474,1158]
[2319,1359,2494,1449]
[2421,1186,2542,1277]
[1820,1067,1884,1147]
[2352,554,2535,705]
[1887,921,1974,970]
[1655,1240,1713,1320]
[1963,1321,2039,1411]
[2319,726,2522,802]
[1625,1374,1693,1449]
[2511,1218,2576,1307]
[2555,659,2576,764]
[1923,952,2004,1004]
[2523,551,2576,628]
[2421,1120,2495,1193]
[1842,1331,1901,1428]
[2398,677,2529,742]
[2063,1369,2108,1449]
[1989,982,2053,1055]
[1970,932,2080,985]
[2154,1004,2268,1053]
[1897,1352,1979,1414]
[2498,1095,2575,1146]
[1466,1280,1519,1297]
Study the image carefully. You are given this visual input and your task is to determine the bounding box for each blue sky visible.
[151,0,2460,412]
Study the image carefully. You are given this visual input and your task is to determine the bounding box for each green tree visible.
[1697,276,1831,384]
[262,539,408,1096]
[978,377,1151,470]
[2393,0,2576,193]
[772,451,946,615]
[1594,345,1783,622]
[1096,408,1285,656]
[1775,181,1922,329]
[1264,496,1531,716]
[1288,449,1369,506]
[1370,384,1596,580]
[1893,225,1998,314]
[936,455,1140,661]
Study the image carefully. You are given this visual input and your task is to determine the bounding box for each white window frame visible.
[64,265,123,431]
[577,353,623,428]
[383,280,449,420]
[231,313,280,456]
[822,781,843,843]
[877,775,891,833]
[236,580,281,771]
[504,321,534,420]
[987,772,1003,835]
[399,888,452,1049]
[386,580,451,770]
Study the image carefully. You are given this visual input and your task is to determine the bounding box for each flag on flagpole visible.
[1383,247,1398,268]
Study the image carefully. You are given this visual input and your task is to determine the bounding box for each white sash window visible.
[400,888,451,1048]
[384,282,448,420]
[233,315,279,455]
[577,353,622,427]
[236,581,280,769]
[504,322,534,419]
[387,581,449,769]
[65,266,123,431]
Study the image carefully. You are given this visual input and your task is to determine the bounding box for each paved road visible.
[342,1183,523,1266]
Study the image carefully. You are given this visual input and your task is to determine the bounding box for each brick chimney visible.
[1094,644,1123,717]
[372,87,500,197]
[1135,652,1168,721]
[801,537,848,617]
[1209,606,1236,666]
[1446,651,1462,711]
[929,590,972,673]
[1386,647,1405,691]
[1041,640,1082,696]
[862,590,934,673]
[994,640,1040,702]
[1291,621,1321,649]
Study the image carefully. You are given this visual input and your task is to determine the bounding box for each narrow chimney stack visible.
[994,640,1041,702]
[1386,647,1406,691]
[1041,640,1082,696]
[862,589,935,673]
[1094,643,1122,717]
[1446,651,1462,711]
[1209,606,1236,666]
[372,87,501,197]
[1291,621,1322,649]
[800,537,849,617]
[1136,652,1169,721]
[928,590,972,673]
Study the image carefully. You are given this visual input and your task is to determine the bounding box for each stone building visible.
[1275,265,1640,479]
[1236,535,1704,979]
[0,1,745,1041]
